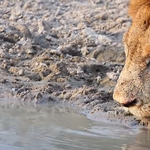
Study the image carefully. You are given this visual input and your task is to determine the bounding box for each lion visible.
[113,0,150,118]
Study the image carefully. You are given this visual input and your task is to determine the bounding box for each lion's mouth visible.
[121,99,138,107]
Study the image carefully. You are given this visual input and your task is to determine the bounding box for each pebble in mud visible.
[106,71,119,81]
[23,1,33,10]
[100,13,108,20]
[18,69,25,76]
[15,24,32,39]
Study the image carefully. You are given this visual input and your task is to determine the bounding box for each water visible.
[0,102,149,150]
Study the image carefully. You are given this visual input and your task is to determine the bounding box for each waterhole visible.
[0,102,149,150]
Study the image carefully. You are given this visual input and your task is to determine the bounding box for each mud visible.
[0,0,146,127]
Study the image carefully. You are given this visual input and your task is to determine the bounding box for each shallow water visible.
[0,102,150,150]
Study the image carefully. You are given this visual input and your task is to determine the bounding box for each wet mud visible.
[0,0,147,127]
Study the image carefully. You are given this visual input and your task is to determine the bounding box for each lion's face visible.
[113,0,150,118]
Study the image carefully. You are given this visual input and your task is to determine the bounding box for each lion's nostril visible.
[121,99,137,107]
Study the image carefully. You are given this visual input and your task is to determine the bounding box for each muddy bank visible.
[0,0,146,127]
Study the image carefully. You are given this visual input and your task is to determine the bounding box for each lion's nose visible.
[120,99,137,107]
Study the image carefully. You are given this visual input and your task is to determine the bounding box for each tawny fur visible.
[128,0,150,19]
[113,0,150,118]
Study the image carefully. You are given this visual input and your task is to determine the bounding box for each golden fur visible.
[113,0,150,118]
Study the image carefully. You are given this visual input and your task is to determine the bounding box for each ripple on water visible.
[0,103,149,150]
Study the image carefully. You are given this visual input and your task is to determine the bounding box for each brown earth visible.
[0,0,148,127]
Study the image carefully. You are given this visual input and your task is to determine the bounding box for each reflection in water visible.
[121,129,150,150]
[0,102,149,150]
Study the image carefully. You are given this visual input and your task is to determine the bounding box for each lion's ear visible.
[128,0,150,19]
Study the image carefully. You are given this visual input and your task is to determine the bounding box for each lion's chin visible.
[126,105,150,118]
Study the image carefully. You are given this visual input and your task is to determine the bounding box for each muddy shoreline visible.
[0,0,145,127]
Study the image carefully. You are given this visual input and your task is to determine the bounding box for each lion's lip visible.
[121,99,138,107]
[121,98,143,108]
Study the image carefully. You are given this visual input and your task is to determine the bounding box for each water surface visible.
[0,102,150,150]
